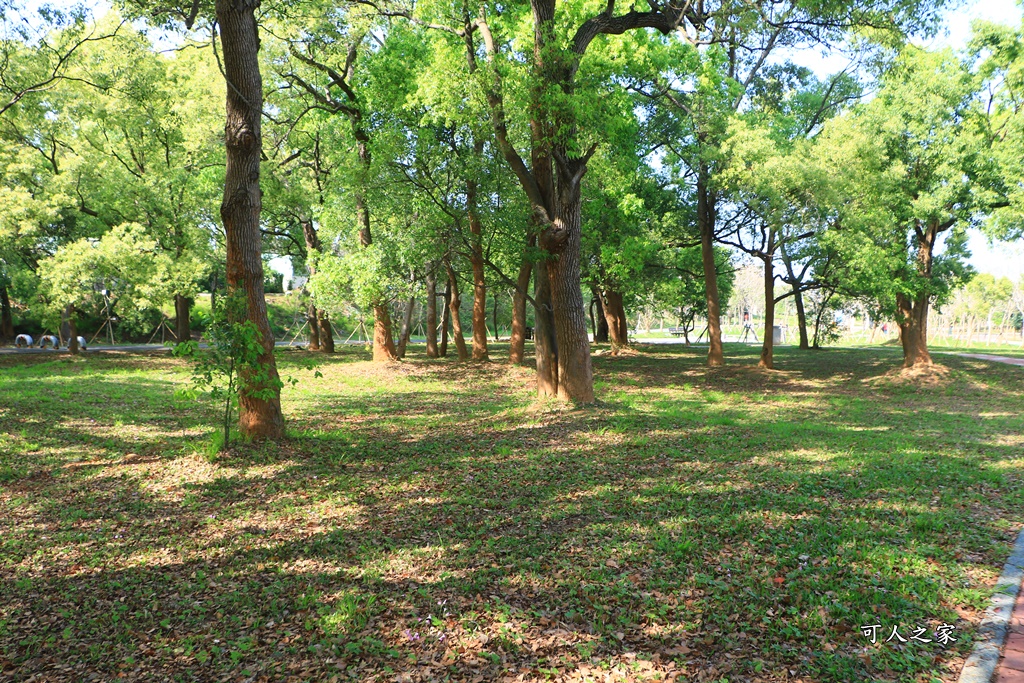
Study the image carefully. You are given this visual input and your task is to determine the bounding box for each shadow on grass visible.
[1,345,1021,681]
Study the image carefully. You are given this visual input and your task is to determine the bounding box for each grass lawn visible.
[1,344,1022,682]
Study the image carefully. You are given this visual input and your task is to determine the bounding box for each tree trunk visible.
[440,284,450,357]
[300,219,332,354]
[533,259,558,396]
[467,174,490,361]
[601,289,628,353]
[493,293,499,341]
[545,179,594,403]
[425,270,439,358]
[210,270,219,314]
[509,247,533,365]
[307,302,321,351]
[319,311,335,353]
[470,250,488,360]
[697,174,724,367]
[759,252,775,369]
[591,287,609,343]
[446,261,469,361]
[66,305,79,355]
[0,282,14,343]
[174,294,192,343]
[898,292,933,367]
[351,121,397,362]
[780,247,809,349]
[372,304,399,361]
[812,288,836,349]
[898,221,938,368]
[216,0,284,440]
[589,296,596,340]
[792,289,809,350]
[396,295,416,359]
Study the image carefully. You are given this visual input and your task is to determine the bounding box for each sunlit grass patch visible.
[0,344,1022,681]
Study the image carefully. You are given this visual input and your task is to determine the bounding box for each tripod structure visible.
[739,322,759,343]
[90,317,118,346]
[146,316,177,344]
[90,289,117,346]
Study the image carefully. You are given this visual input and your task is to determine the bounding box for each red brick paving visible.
[995,590,1024,680]
[1007,633,1024,653]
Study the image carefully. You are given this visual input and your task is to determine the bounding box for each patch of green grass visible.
[0,343,1022,682]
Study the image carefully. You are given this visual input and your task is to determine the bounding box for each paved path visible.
[0,341,323,356]
[995,589,1024,682]
[957,353,1024,367]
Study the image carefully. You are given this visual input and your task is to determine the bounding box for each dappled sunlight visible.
[2,346,1023,681]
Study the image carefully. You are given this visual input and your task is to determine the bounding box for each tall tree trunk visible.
[792,289,809,350]
[425,270,439,358]
[174,294,192,343]
[68,319,79,354]
[470,252,489,360]
[307,301,321,351]
[533,259,558,396]
[592,288,609,343]
[759,249,775,369]
[66,305,79,355]
[697,174,724,367]
[545,178,594,403]
[898,293,933,367]
[0,282,14,343]
[352,125,397,362]
[899,221,937,368]
[396,295,416,359]
[371,304,398,361]
[601,289,628,353]
[509,245,533,365]
[210,270,219,314]
[216,0,284,440]
[440,284,450,357]
[300,219,332,354]
[812,288,836,349]
[446,261,469,360]
[319,311,335,353]
[493,294,499,341]
[589,296,596,340]
[467,169,490,361]
[780,246,809,350]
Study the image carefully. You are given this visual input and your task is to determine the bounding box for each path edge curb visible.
[958,527,1024,683]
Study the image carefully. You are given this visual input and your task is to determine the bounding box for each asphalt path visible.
[0,340,323,355]
[954,352,1024,367]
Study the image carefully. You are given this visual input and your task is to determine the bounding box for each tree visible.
[212,0,284,436]
[278,17,404,362]
[972,18,1024,243]
[37,223,174,352]
[109,0,284,438]
[68,25,222,343]
[653,244,734,345]
[636,0,950,368]
[816,49,984,367]
[0,2,122,117]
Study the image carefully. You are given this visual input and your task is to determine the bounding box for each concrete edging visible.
[959,528,1024,683]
